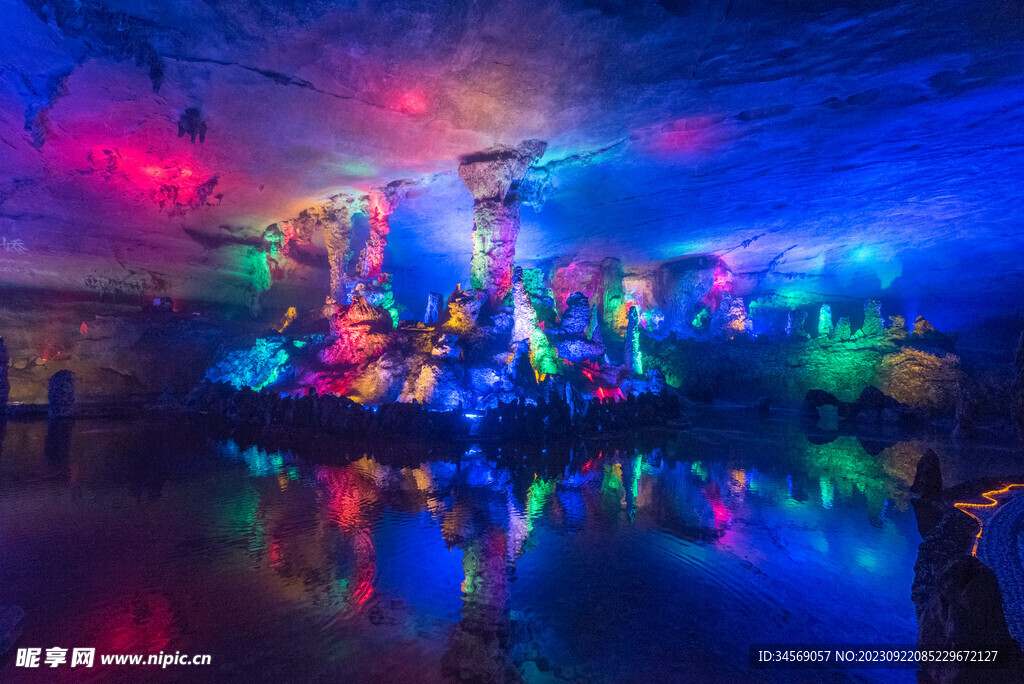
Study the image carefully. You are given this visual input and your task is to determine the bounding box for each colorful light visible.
[954,484,1024,556]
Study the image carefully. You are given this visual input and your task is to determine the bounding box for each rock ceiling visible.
[2,0,1023,330]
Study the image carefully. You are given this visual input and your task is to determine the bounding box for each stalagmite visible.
[357,180,413,280]
[458,139,546,306]
[818,304,833,337]
[863,299,883,336]
[835,316,852,341]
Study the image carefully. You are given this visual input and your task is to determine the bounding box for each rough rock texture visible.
[710,292,752,339]
[323,297,393,367]
[458,140,546,305]
[878,347,960,412]
[0,336,8,410]
[546,292,604,362]
[47,369,76,418]
[817,304,833,338]
[917,557,1024,684]
[1,290,232,405]
[863,300,884,337]
[644,304,964,410]
[1012,331,1024,436]
[551,257,624,333]
[315,196,362,305]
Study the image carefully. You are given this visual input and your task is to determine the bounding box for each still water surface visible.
[0,415,961,682]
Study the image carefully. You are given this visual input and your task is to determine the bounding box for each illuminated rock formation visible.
[323,297,392,367]
[511,267,559,377]
[440,289,487,338]
[458,140,547,306]
[552,258,624,332]
[547,292,604,362]
[863,299,884,336]
[357,180,413,280]
[711,293,752,339]
[624,304,643,375]
[47,369,75,418]
[291,193,365,307]
[818,304,833,337]
[835,316,852,341]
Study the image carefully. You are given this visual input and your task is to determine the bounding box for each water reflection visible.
[4,416,1011,682]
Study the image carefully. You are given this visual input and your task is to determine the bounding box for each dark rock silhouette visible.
[911,449,942,500]
[47,369,76,418]
[917,557,1024,684]
[804,389,838,417]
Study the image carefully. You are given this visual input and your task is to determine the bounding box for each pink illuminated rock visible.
[458,140,546,306]
[357,180,414,280]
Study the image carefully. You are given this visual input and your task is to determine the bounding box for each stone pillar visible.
[818,304,833,337]
[293,193,364,307]
[0,336,9,411]
[47,369,75,419]
[458,139,546,306]
[357,180,413,280]
[863,299,883,336]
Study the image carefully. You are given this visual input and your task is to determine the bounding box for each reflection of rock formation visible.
[317,463,380,614]
[440,485,518,683]
[458,140,546,306]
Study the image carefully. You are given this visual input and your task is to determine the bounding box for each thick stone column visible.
[357,180,413,280]
[292,193,364,306]
[458,139,546,306]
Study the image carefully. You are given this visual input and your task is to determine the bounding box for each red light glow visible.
[395,90,428,115]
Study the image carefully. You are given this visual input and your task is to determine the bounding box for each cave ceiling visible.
[1,0,1023,329]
